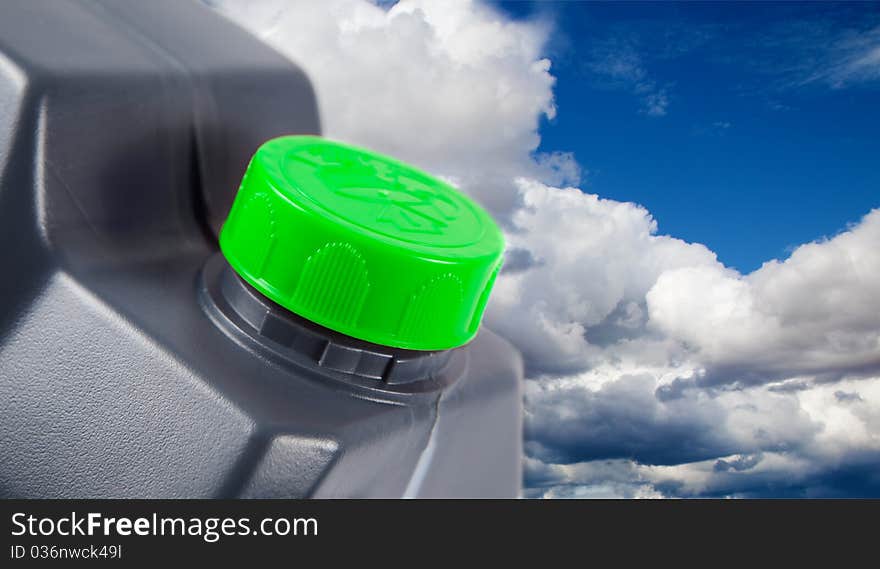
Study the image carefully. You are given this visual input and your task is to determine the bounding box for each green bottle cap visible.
[219,136,504,351]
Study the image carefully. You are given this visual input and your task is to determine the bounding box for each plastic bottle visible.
[0,0,522,498]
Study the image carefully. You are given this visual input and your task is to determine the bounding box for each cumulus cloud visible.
[214,0,560,216]
[215,0,880,498]
[487,179,717,374]
[648,210,880,387]
[528,373,880,497]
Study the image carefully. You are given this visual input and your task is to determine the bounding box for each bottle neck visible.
[200,254,463,391]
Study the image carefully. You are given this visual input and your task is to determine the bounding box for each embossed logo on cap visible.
[281,143,484,247]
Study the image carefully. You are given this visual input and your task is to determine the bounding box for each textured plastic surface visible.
[0,0,522,498]
[220,136,504,350]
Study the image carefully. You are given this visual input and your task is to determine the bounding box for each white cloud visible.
[216,0,558,215]
[216,0,880,497]
[488,179,717,374]
[647,209,880,384]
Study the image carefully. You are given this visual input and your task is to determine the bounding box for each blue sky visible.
[495,1,880,272]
